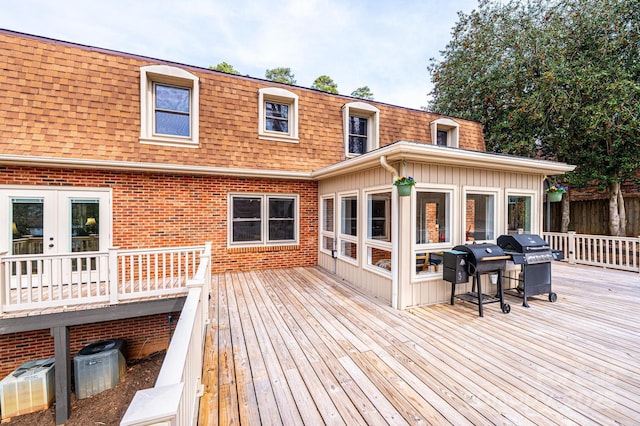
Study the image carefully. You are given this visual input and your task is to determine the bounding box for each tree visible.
[265,67,297,85]
[311,75,338,94]
[209,62,240,75]
[428,0,640,236]
[351,86,374,100]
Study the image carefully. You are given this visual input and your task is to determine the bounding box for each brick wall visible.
[0,313,178,378]
[0,166,318,272]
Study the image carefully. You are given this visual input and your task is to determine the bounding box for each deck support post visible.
[52,325,71,425]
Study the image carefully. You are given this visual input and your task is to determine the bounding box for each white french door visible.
[0,187,111,287]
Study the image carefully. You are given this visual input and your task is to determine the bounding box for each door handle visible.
[49,243,54,248]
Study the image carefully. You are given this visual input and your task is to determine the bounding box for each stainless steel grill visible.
[497,233,559,307]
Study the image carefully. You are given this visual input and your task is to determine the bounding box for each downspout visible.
[380,156,400,309]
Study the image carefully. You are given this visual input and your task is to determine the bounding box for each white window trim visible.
[430,118,459,148]
[412,183,458,250]
[258,87,299,143]
[227,193,299,247]
[319,195,335,255]
[505,189,539,235]
[412,184,458,282]
[337,191,359,266]
[343,102,380,157]
[362,187,392,278]
[140,65,200,147]
[462,186,501,244]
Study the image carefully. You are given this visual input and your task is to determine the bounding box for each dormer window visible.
[258,87,299,143]
[430,118,459,148]
[140,65,199,147]
[343,102,379,157]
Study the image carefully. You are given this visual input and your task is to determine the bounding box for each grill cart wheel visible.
[549,292,558,303]
[501,303,511,314]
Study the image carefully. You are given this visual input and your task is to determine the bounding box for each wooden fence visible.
[549,197,639,236]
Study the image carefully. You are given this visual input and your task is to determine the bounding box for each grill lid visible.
[497,233,549,253]
[452,243,507,262]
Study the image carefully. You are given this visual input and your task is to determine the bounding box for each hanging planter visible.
[546,184,567,203]
[547,191,563,202]
[397,184,412,196]
[394,176,415,197]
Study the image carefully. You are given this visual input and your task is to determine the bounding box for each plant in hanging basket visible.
[393,176,416,187]
[545,184,568,194]
[546,184,567,202]
[394,176,415,196]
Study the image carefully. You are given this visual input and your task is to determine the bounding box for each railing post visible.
[637,236,640,273]
[0,252,6,314]
[201,242,212,325]
[568,231,577,265]
[108,247,120,304]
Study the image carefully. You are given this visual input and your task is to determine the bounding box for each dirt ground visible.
[3,350,165,426]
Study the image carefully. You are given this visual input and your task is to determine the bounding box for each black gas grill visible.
[444,243,511,317]
[497,233,559,307]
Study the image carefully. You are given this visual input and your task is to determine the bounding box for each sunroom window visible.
[415,189,452,276]
[507,194,533,234]
[366,191,392,274]
[338,194,358,262]
[416,191,451,245]
[320,196,335,253]
[465,192,496,242]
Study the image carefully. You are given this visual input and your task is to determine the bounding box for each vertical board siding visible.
[318,167,394,302]
[319,161,545,307]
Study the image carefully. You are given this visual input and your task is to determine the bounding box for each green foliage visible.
[428,0,640,192]
[311,75,339,94]
[351,86,374,100]
[209,61,240,75]
[265,67,297,85]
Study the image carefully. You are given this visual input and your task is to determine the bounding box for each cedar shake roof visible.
[0,29,486,174]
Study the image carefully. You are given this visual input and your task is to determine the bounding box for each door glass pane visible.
[71,199,100,252]
[11,198,44,255]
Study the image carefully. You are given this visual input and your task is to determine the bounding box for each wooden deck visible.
[199,263,640,425]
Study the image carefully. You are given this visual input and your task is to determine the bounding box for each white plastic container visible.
[0,358,55,420]
[74,340,125,399]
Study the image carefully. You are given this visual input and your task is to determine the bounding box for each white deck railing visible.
[121,242,211,426]
[543,231,640,273]
[0,244,206,314]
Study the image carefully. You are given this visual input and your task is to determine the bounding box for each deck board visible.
[200,263,640,425]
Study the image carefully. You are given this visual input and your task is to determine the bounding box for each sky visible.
[0,0,479,110]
